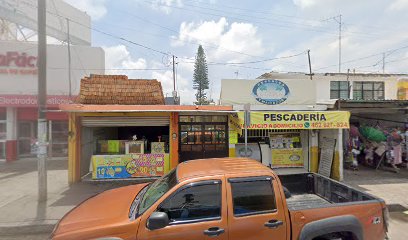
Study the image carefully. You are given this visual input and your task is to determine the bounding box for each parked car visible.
[51,158,388,240]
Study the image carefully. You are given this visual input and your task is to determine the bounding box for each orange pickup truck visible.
[51,158,389,240]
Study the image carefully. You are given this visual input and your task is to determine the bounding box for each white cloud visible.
[389,0,408,11]
[64,0,107,21]
[172,17,264,62]
[103,45,147,76]
[292,0,317,9]
[150,0,183,14]
[151,68,195,104]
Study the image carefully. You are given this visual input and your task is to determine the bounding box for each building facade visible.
[0,41,104,160]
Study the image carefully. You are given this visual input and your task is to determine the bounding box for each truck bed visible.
[279,173,377,211]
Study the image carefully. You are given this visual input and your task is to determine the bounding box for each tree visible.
[193,45,210,105]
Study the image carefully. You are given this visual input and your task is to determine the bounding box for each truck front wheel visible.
[313,232,356,240]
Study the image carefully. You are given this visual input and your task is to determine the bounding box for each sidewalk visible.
[0,157,147,236]
[344,166,408,240]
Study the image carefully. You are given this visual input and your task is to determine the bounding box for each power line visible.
[110,7,269,59]
[19,1,170,56]
[181,51,307,65]
[142,0,341,36]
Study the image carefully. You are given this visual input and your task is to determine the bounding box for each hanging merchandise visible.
[350,125,360,137]
[359,126,386,142]
[350,136,361,170]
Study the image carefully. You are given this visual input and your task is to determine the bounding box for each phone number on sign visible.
[311,122,349,128]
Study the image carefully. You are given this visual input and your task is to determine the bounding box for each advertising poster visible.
[271,149,304,167]
[92,154,168,179]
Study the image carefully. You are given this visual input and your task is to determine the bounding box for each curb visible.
[0,220,57,235]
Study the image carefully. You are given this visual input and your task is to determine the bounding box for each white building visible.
[0,1,105,160]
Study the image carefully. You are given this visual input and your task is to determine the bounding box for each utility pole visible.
[382,52,385,74]
[346,68,350,99]
[329,14,342,73]
[306,50,314,80]
[171,55,178,104]
[336,14,342,73]
[66,18,72,98]
[37,0,48,202]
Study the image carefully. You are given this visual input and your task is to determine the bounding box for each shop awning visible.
[59,104,235,113]
[82,116,170,127]
[238,111,350,130]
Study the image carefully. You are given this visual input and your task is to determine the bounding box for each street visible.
[0,158,407,239]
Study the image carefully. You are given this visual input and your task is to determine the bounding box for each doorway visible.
[179,115,228,162]
[18,121,37,157]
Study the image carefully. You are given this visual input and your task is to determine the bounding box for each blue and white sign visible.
[252,79,290,105]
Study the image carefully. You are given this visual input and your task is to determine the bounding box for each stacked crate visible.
[78,74,165,105]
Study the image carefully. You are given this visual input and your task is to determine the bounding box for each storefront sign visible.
[271,149,304,167]
[220,79,316,105]
[92,154,169,179]
[238,111,350,129]
[252,80,290,105]
[0,95,74,107]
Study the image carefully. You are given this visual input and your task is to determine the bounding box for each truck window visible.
[157,180,221,223]
[137,169,178,216]
[229,177,277,217]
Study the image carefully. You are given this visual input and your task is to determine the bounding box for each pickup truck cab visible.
[51,158,388,240]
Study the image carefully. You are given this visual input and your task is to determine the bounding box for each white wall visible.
[256,72,402,101]
[314,75,399,101]
[0,41,105,95]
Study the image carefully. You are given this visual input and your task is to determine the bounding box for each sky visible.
[63,0,408,104]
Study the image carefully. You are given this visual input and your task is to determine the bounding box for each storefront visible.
[62,74,233,183]
[62,106,233,183]
[0,41,104,161]
[229,111,350,179]
[220,78,351,180]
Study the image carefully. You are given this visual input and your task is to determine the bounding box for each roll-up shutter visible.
[82,116,170,127]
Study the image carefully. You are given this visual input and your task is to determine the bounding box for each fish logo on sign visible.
[252,79,290,105]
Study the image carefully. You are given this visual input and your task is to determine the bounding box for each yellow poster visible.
[107,140,120,153]
[229,130,238,144]
[91,154,169,179]
[397,79,408,100]
[228,114,242,132]
[238,111,350,130]
[272,149,304,167]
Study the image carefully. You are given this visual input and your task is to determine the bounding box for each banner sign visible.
[221,79,316,105]
[271,149,304,167]
[92,154,168,179]
[238,111,350,130]
[228,114,242,132]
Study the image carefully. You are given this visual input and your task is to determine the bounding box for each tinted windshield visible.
[137,169,177,216]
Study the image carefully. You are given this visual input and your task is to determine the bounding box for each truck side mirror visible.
[147,212,170,230]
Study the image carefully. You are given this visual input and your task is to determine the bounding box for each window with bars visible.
[330,81,349,99]
[353,81,384,100]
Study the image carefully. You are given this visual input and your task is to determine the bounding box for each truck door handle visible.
[264,219,283,229]
[203,227,225,237]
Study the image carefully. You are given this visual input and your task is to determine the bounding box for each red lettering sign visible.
[0,52,37,68]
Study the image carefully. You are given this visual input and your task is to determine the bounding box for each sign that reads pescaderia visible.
[238,111,350,130]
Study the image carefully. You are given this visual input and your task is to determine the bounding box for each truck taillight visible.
[382,207,389,232]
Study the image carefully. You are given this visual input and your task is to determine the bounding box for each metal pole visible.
[37,0,47,202]
[244,111,248,157]
[307,50,313,80]
[338,14,342,73]
[346,69,350,99]
[382,52,385,74]
[66,18,72,98]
